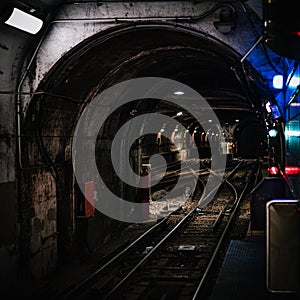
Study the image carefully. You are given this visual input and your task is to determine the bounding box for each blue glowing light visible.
[268,129,278,137]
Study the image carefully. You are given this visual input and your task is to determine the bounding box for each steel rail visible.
[102,160,248,299]
[60,217,167,299]
[191,159,259,300]
[60,159,210,299]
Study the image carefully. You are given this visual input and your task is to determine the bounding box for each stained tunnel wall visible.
[17,23,271,280]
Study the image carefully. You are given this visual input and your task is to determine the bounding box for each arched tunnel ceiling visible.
[1,0,278,101]
[23,24,267,165]
[0,0,278,169]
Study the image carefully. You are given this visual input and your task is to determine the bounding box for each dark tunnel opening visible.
[21,23,271,263]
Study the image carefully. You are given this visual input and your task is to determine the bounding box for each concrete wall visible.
[26,170,57,279]
[0,24,29,292]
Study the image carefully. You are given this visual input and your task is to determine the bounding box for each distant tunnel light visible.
[273,75,283,89]
[5,8,43,34]
[285,166,300,175]
[272,75,300,89]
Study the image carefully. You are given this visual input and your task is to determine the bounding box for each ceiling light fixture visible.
[174,91,184,95]
[288,76,300,87]
[272,75,283,89]
[4,7,43,34]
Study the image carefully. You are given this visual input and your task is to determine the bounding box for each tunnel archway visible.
[21,23,270,270]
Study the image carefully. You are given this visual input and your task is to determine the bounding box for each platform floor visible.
[209,236,299,300]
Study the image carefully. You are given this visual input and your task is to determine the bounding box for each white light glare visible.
[273,74,300,89]
[266,101,272,113]
[174,91,184,95]
[176,111,183,116]
[289,76,300,87]
[285,130,300,137]
[5,8,43,34]
[273,75,283,89]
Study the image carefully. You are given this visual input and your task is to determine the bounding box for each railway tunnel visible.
[0,0,300,299]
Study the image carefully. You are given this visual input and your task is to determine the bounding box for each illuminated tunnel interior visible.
[3,1,300,296]
[21,24,273,261]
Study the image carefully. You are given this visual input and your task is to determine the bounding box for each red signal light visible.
[285,165,300,175]
[269,166,279,175]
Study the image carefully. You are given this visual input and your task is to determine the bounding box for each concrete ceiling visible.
[12,0,263,19]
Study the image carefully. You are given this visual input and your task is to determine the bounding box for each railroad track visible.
[57,158,260,300]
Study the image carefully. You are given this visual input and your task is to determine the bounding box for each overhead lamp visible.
[273,74,300,89]
[272,75,283,89]
[4,7,43,34]
[174,91,184,95]
[288,76,300,87]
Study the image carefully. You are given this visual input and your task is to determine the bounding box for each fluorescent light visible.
[176,111,183,116]
[273,75,283,89]
[174,91,184,95]
[289,76,300,87]
[273,74,300,89]
[285,130,300,137]
[5,8,43,34]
